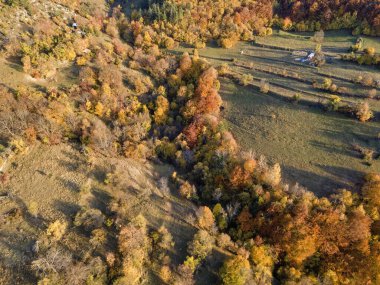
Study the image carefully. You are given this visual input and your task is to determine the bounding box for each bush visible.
[362,74,374,86]
[355,101,373,122]
[368,89,377,99]
[179,181,196,199]
[260,79,270,94]
[239,74,253,86]
[74,208,105,232]
[322,78,333,89]
[292,93,301,103]
[364,47,376,56]
[326,95,341,111]
[218,63,230,75]
[46,220,68,241]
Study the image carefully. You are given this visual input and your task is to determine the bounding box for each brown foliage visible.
[230,165,251,189]
[237,207,254,233]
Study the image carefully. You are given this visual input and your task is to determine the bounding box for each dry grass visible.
[0,143,200,284]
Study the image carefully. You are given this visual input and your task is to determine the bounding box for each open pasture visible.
[255,29,380,54]
[172,32,380,195]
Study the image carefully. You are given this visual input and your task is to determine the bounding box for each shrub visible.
[218,63,230,75]
[239,74,253,86]
[179,181,196,199]
[312,30,325,44]
[368,89,377,99]
[260,79,270,93]
[194,42,206,49]
[312,51,326,66]
[159,265,172,283]
[355,101,373,122]
[326,95,341,111]
[32,247,72,276]
[74,208,105,232]
[158,177,170,197]
[28,201,39,218]
[21,55,32,73]
[89,228,107,248]
[94,102,105,117]
[322,78,333,89]
[329,84,338,93]
[362,74,374,86]
[173,263,195,285]
[46,220,68,241]
[76,56,87,66]
[292,93,301,103]
[364,47,376,56]
[10,138,27,154]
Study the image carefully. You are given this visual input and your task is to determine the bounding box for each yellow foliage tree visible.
[154,95,169,124]
[94,102,105,117]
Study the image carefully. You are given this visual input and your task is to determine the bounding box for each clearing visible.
[171,30,380,195]
[0,143,227,284]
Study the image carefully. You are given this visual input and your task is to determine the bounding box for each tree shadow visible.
[88,187,112,214]
[9,193,47,230]
[0,231,37,284]
[56,177,81,193]
[309,140,359,159]
[281,165,355,197]
[57,159,82,172]
[195,248,229,285]
[53,200,81,218]
[316,164,364,190]
[90,165,108,183]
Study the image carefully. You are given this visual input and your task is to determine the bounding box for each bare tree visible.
[31,247,72,275]
[158,177,170,197]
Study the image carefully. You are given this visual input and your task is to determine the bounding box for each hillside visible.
[1,0,380,284]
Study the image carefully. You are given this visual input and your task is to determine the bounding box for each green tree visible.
[220,255,250,285]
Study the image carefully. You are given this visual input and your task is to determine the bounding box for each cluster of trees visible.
[121,0,380,50]
[2,1,380,284]
[342,47,380,66]
[0,6,181,159]
[276,0,380,36]
[129,0,274,48]
[154,52,380,283]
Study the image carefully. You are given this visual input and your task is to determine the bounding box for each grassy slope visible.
[171,32,380,195]
[0,2,229,283]
[256,29,380,53]
[220,80,380,196]
[0,143,204,284]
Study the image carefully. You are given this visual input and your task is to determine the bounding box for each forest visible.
[0,0,379,284]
